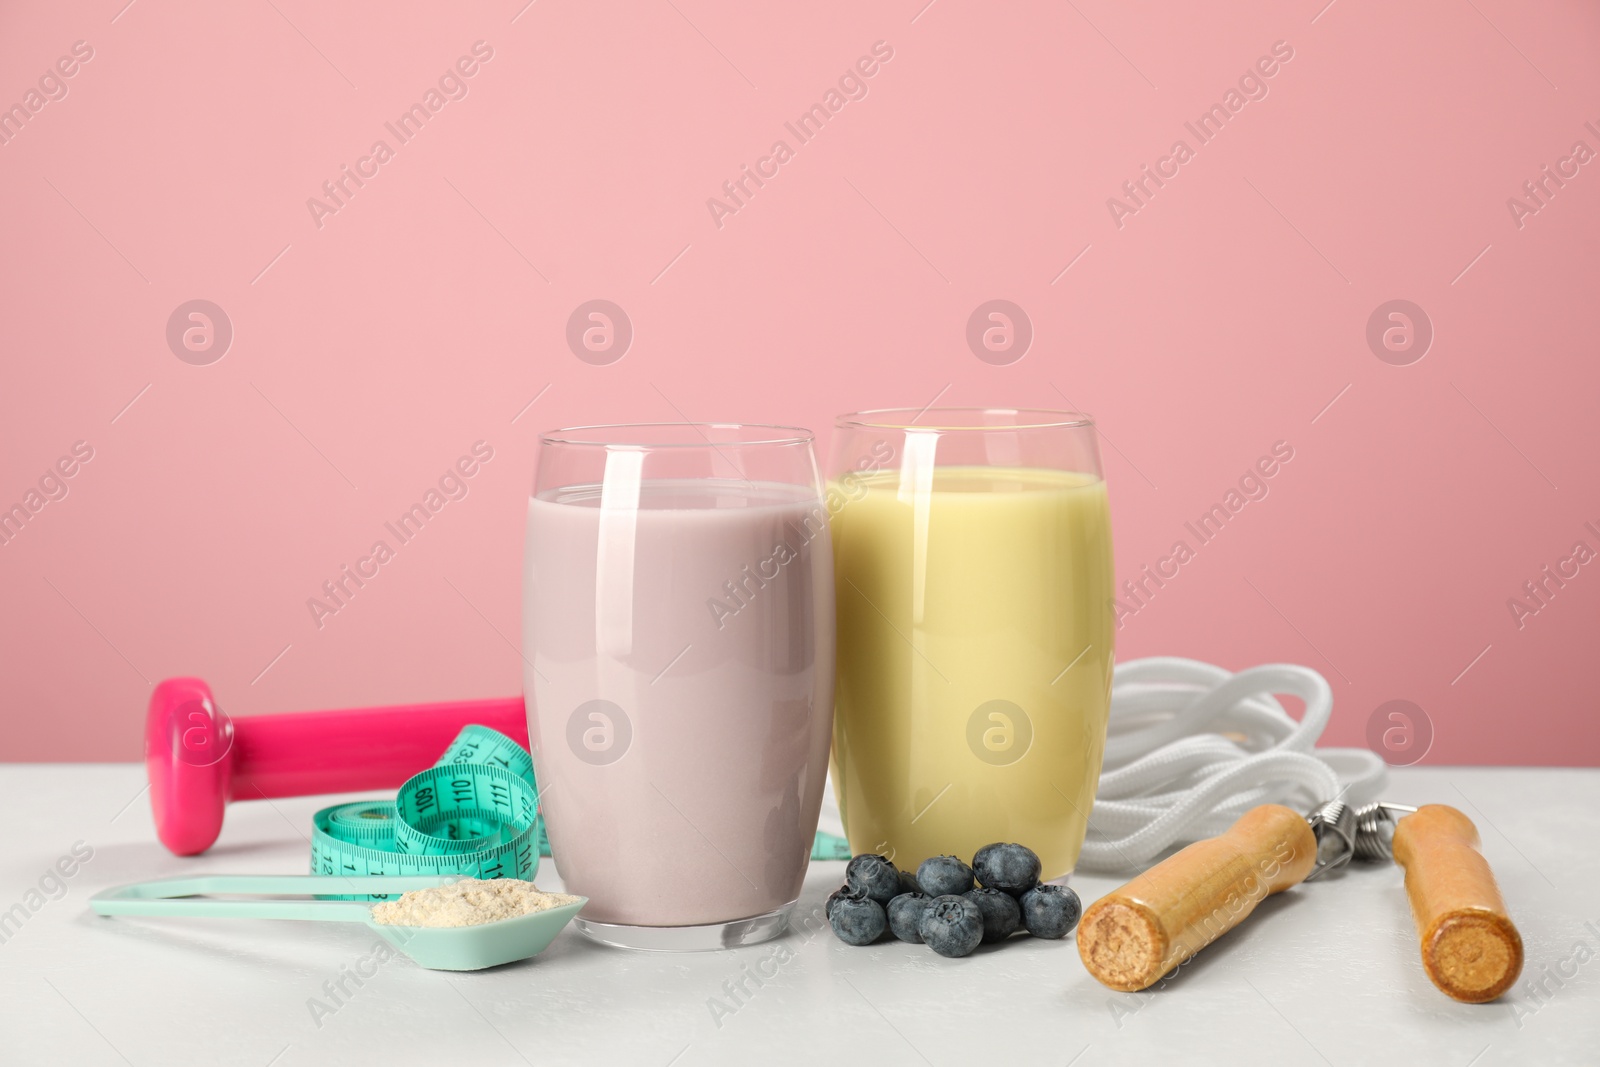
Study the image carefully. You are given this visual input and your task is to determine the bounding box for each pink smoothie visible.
[522,479,835,927]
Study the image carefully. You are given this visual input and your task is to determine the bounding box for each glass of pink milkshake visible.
[523,423,836,950]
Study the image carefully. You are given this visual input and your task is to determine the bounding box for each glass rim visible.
[834,406,1095,431]
[538,421,816,449]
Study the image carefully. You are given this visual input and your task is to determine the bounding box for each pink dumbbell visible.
[146,677,528,856]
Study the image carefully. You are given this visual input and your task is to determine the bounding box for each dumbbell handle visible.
[147,677,527,855]
[228,696,528,799]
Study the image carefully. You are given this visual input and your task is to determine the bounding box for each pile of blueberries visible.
[826,843,1081,958]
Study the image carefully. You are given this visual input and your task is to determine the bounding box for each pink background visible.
[1,1,1596,763]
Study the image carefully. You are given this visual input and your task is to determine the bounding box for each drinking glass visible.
[828,408,1114,881]
[523,423,835,949]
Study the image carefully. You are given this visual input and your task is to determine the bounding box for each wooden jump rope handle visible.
[1076,802,1523,1002]
[1392,804,1522,1003]
[1077,804,1316,992]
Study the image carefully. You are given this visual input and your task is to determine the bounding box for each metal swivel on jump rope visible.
[1304,799,1419,880]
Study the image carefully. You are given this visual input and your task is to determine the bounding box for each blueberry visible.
[1020,884,1081,939]
[825,884,853,920]
[916,855,975,898]
[845,853,902,906]
[972,842,1041,897]
[886,892,931,943]
[918,894,985,958]
[962,886,1022,943]
[898,868,922,897]
[829,888,887,945]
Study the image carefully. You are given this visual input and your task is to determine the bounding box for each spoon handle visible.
[90,874,458,923]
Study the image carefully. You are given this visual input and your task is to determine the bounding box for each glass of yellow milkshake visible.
[828,408,1114,882]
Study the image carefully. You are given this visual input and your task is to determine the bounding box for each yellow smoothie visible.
[829,465,1114,880]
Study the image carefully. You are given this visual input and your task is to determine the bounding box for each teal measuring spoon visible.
[91,875,586,971]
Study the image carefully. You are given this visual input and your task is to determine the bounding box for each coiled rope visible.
[1079,657,1387,872]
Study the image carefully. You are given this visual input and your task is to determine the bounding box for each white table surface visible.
[2,764,1596,1066]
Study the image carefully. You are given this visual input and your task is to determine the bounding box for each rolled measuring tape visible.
[311,725,541,899]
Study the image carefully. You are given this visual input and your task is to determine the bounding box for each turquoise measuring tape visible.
[311,724,851,898]
[311,725,541,899]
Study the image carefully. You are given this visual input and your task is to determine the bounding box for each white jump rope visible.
[1077,657,1386,873]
